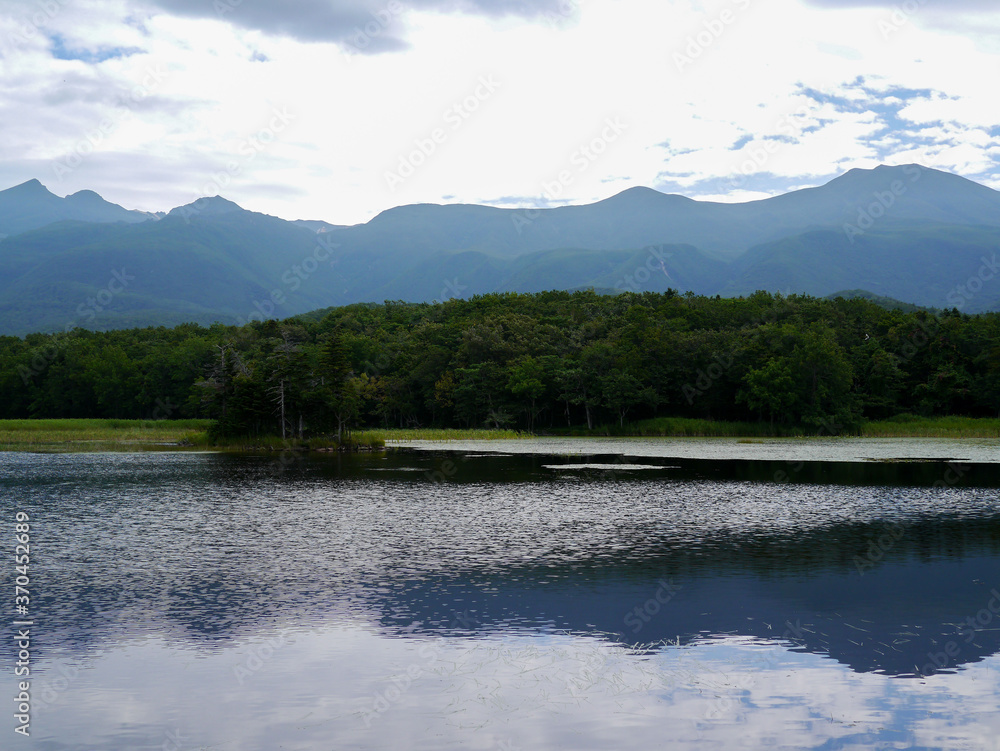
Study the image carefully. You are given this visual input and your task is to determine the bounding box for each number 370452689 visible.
[15,512,30,607]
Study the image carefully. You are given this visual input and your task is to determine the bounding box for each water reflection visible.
[2,448,1000,749]
[4,451,1000,674]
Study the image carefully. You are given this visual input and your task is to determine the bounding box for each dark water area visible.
[2,446,1000,750]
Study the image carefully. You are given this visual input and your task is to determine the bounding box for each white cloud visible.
[0,0,997,223]
[13,627,1000,751]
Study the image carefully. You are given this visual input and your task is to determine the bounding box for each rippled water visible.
[2,444,1000,750]
[401,435,1000,463]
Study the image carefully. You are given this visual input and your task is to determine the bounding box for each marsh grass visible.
[206,434,386,452]
[860,415,1000,438]
[552,415,1000,439]
[2,416,995,452]
[0,418,214,451]
[205,428,524,451]
[554,418,807,438]
[357,427,527,443]
[628,418,806,437]
[0,420,525,452]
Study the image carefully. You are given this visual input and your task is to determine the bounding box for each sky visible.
[0,0,998,225]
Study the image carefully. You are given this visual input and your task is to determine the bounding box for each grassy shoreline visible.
[0,418,214,452]
[0,420,528,452]
[1,417,998,452]
[556,415,1000,439]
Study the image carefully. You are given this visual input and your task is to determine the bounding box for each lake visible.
[3,438,1000,750]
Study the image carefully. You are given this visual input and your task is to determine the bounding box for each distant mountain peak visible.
[7,178,52,196]
[0,179,153,237]
[835,163,978,185]
[837,163,921,179]
[167,195,244,218]
[615,186,664,197]
[593,185,692,208]
[607,185,670,199]
[65,189,114,206]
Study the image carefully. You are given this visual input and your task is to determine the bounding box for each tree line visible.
[1,290,998,437]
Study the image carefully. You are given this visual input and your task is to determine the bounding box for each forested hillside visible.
[3,165,1000,336]
[2,290,998,436]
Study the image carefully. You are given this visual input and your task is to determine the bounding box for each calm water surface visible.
[2,440,1000,750]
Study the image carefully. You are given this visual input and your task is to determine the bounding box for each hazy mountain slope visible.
[1,164,999,335]
[0,201,339,335]
[0,179,154,238]
[765,164,1000,227]
[500,244,730,296]
[723,224,1000,313]
[322,165,1000,262]
[825,290,933,314]
[362,244,732,302]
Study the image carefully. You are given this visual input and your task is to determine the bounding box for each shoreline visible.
[2,418,999,453]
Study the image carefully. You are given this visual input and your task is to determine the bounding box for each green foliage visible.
[0,418,212,450]
[575,417,809,437]
[861,416,1000,437]
[0,290,998,436]
[355,427,525,442]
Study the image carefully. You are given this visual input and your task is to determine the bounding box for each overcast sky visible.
[1,0,998,224]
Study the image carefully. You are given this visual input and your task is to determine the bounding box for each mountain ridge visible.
[0,179,158,238]
[6,163,998,243]
[1,164,998,335]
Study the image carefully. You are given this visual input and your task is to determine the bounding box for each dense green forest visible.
[1,290,998,438]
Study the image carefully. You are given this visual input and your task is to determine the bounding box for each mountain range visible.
[1,163,998,336]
